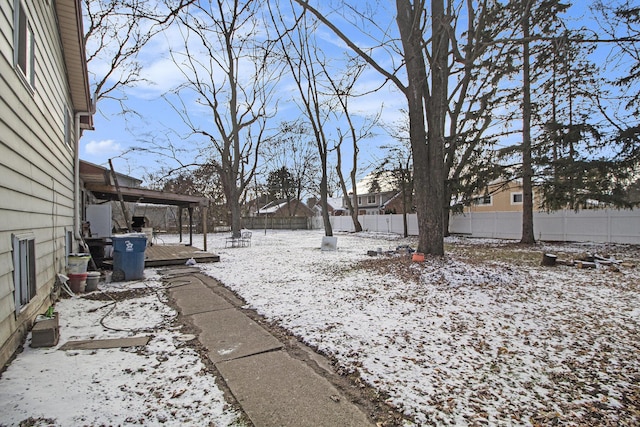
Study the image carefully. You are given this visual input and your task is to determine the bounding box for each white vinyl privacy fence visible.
[328,209,640,244]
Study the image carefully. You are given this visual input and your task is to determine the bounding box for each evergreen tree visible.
[267,166,297,203]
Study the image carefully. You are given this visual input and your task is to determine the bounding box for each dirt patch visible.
[73,288,151,302]
[15,417,57,427]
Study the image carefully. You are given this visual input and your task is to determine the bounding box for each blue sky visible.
[80,1,628,188]
[80,0,408,187]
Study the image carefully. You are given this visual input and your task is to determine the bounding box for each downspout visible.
[74,111,92,243]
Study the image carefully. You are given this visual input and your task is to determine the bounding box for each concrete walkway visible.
[162,268,373,427]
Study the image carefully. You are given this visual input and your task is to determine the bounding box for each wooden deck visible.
[144,244,220,267]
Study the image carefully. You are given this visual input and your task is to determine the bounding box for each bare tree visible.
[165,0,280,237]
[290,0,449,255]
[267,1,337,237]
[398,0,448,255]
[442,0,521,235]
[376,130,414,237]
[84,0,194,105]
[324,58,379,234]
[263,121,320,215]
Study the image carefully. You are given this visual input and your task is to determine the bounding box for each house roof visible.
[381,192,402,208]
[55,0,93,125]
[349,171,397,195]
[327,197,344,210]
[257,199,315,216]
[258,200,288,214]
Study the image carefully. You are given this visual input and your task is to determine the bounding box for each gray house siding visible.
[0,0,84,367]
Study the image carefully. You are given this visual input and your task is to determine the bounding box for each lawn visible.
[2,230,636,426]
[192,230,640,426]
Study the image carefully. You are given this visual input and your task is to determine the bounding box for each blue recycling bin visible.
[112,234,147,281]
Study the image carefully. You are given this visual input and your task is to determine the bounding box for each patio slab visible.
[189,309,282,363]
[217,350,373,427]
[167,279,232,315]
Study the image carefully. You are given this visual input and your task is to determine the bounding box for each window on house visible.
[474,194,492,205]
[12,234,36,315]
[14,0,35,88]
[512,193,523,204]
[367,195,376,204]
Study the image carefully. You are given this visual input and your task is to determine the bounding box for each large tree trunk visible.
[320,161,333,236]
[396,0,445,256]
[521,3,535,244]
[230,197,242,238]
[223,181,242,238]
[397,0,431,254]
[424,0,447,255]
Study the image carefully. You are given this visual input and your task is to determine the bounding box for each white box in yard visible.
[321,236,337,251]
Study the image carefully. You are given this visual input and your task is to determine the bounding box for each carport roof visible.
[84,183,208,208]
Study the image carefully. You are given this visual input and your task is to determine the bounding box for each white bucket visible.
[141,228,154,246]
[68,253,91,274]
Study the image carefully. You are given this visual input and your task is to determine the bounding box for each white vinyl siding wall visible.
[0,0,76,367]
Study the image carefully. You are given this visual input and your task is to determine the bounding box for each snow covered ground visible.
[186,230,639,426]
[1,229,638,426]
[0,272,242,426]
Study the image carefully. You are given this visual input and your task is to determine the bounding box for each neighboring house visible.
[0,0,93,367]
[307,197,346,216]
[624,177,640,207]
[464,180,543,213]
[257,199,315,217]
[345,172,399,215]
[381,191,414,215]
[243,196,267,217]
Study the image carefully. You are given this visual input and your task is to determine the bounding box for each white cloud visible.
[84,139,122,155]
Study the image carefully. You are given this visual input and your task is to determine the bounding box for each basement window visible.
[12,233,36,315]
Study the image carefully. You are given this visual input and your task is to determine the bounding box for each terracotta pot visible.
[412,252,425,262]
[67,273,87,293]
